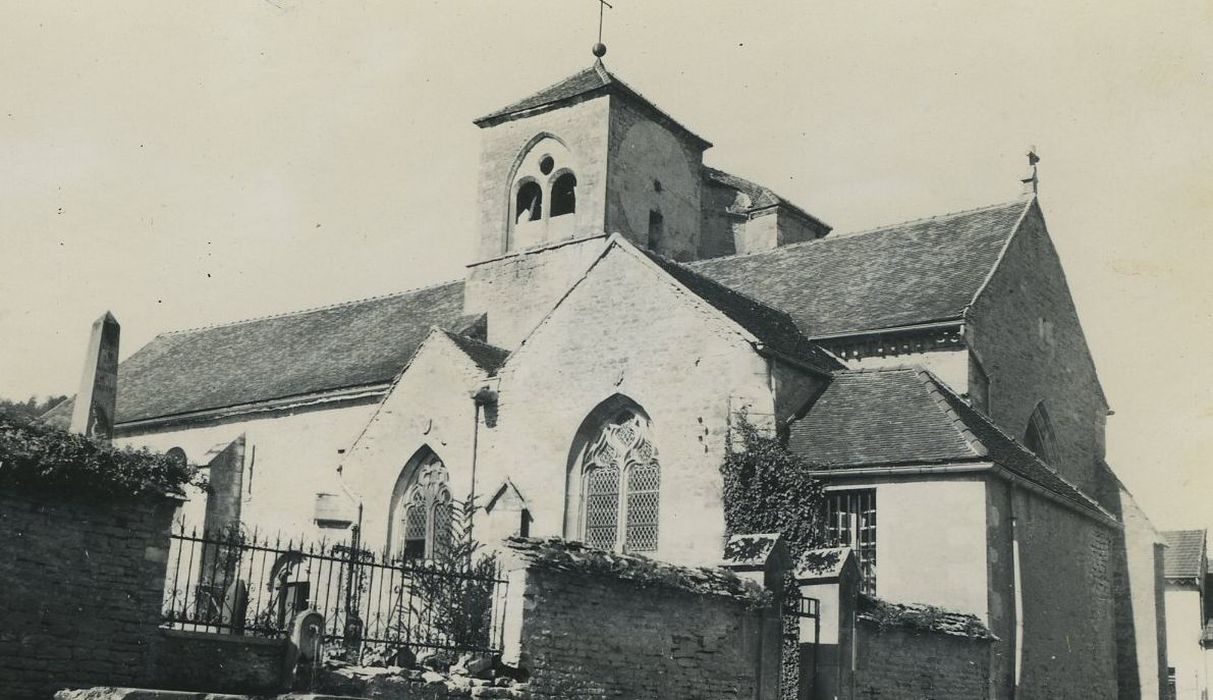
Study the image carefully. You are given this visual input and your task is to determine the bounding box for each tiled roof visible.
[703,167,830,230]
[440,329,509,376]
[98,281,473,423]
[1162,530,1207,580]
[473,60,711,149]
[475,62,612,124]
[640,249,841,374]
[788,366,1108,519]
[691,200,1031,337]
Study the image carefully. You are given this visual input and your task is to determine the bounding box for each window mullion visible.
[616,465,628,553]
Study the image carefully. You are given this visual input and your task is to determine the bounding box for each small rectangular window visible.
[826,489,877,595]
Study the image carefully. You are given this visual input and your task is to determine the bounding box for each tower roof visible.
[473,60,712,150]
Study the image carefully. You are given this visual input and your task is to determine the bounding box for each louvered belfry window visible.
[581,410,661,553]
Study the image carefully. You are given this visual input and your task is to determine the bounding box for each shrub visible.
[0,413,201,499]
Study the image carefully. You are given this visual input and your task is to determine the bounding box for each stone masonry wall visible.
[475,95,610,261]
[485,244,787,566]
[0,491,177,699]
[967,201,1108,500]
[853,621,992,700]
[518,567,769,700]
[607,97,704,262]
[986,478,1119,699]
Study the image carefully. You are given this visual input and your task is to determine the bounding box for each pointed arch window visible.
[578,409,660,553]
[1023,402,1057,465]
[506,137,577,252]
[391,454,453,561]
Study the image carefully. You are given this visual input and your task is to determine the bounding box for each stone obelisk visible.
[69,311,120,442]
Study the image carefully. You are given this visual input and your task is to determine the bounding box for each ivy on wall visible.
[720,415,828,559]
[0,414,201,500]
[721,415,830,700]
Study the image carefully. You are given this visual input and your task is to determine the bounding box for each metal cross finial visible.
[1021,146,1040,196]
[592,0,613,58]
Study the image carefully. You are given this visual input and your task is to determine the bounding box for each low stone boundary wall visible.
[854,619,992,699]
[0,491,178,700]
[501,537,781,700]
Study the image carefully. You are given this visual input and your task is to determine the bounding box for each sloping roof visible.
[1162,530,1207,580]
[691,199,1031,337]
[440,329,510,376]
[788,366,1108,519]
[473,60,711,149]
[97,281,473,424]
[639,248,841,374]
[703,167,830,230]
[796,547,854,581]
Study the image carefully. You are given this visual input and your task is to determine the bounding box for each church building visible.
[47,55,1165,698]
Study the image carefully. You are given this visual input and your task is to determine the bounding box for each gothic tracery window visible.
[580,409,660,553]
[392,454,453,561]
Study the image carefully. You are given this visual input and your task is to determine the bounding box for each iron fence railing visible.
[161,521,508,663]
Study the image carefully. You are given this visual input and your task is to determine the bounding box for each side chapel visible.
[47,53,1166,699]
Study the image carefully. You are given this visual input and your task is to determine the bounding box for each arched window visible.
[1023,402,1057,464]
[570,402,660,553]
[515,181,542,224]
[389,451,453,561]
[506,136,577,251]
[550,172,577,217]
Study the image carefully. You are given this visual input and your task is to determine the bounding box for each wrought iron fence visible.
[161,521,508,663]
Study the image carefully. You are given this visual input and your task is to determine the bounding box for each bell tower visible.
[464,52,714,348]
[470,56,712,262]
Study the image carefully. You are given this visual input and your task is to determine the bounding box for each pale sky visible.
[2,1,1211,532]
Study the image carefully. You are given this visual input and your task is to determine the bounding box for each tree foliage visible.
[0,413,201,499]
[719,415,828,560]
[0,394,68,421]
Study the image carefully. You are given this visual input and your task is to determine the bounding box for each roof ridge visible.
[910,368,988,457]
[161,278,463,336]
[825,198,1029,241]
[690,198,1028,268]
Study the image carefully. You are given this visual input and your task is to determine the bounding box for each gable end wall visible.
[967,202,1108,498]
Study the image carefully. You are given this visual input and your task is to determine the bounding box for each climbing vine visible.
[720,414,829,700]
[720,415,828,559]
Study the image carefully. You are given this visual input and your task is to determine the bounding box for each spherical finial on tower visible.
[592,42,607,58]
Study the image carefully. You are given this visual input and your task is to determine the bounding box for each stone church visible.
[47,57,1167,698]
